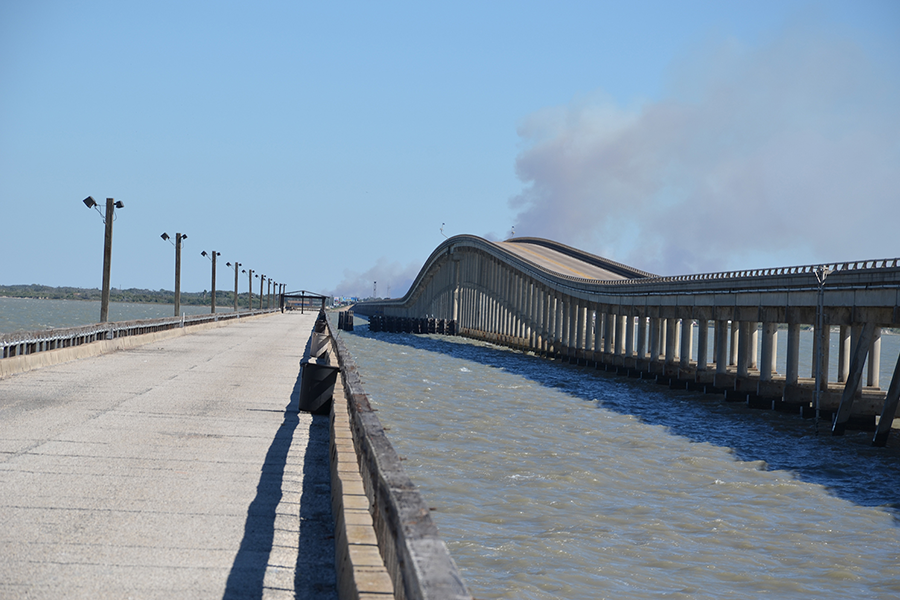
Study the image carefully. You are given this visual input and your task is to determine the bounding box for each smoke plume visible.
[330,257,421,299]
[511,26,900,275]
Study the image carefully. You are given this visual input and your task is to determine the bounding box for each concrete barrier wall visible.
[324,314,471,600]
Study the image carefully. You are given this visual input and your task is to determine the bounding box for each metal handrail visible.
[1,309,279,359]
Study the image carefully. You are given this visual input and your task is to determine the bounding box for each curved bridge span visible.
[354,235,900,445]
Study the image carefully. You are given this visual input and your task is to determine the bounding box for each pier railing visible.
[0,309,279,359]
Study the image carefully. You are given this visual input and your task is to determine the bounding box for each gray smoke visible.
[511,26,900,275]
[330,257,421,299]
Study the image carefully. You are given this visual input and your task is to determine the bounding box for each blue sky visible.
[2,1,898,298]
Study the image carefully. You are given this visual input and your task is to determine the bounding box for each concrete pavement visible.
[0,311,336,599]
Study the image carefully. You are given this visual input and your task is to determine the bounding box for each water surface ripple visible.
[339,324,900,600]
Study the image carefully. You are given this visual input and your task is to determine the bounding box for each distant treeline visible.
[0,284,267,308]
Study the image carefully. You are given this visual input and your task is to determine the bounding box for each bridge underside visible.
[354,235,900,446]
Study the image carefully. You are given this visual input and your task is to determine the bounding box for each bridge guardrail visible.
[1,309,279,359]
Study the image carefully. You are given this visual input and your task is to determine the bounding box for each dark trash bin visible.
[298,358,339,415]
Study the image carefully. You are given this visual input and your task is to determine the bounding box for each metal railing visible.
[1,309,279,359]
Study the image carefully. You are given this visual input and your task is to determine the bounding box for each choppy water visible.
[0,297,231,334]
[337,322,900,600]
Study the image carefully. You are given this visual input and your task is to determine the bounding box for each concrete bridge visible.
[353,235,900,445]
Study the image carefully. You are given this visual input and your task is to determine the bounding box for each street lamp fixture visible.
[82,196,124,323]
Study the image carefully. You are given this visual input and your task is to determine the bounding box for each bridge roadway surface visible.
[0,311,337,599]
[498,240,629,280]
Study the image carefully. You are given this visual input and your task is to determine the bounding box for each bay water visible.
[0,297,232,334]
[338,322,900,599]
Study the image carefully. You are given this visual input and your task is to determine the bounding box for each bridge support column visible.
[567,297,576,356]
[649,317,661,364]
[452,259,460,324]
[680,318,693,370]
[547,289,556,354]
[614,313,626,356]
[625,312,635,360]
[603,313,613,354]
[636,314,648,360]
[697,319,709,372]
[730,321,739,366]
[716,320,729,375]
[839,325,851,383]
[833,321,876,435]
[737,321,751,378]
[576,302,586,359]
[554,292,565,355]
[750,322,759,370]
[786,322,801,385]
[664,318,677,365]
[760,322,778,381]
[813,324,831,383]
[868,327,882,388]
[519,276,533,348]
[591,307,602,358]
[873,352,900,446]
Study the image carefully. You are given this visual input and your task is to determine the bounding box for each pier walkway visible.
[0,312,336,599]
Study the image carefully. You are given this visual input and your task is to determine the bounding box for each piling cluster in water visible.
[366,314,458,336]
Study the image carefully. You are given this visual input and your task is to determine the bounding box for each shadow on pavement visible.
[222,365,337,599]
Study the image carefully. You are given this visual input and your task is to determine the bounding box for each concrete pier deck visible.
[0,312,336,599]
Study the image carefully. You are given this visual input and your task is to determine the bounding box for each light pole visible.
[82,197,124,323]
[226,261,240,312]
[259,274,265,310]
[814,265,831,434]
[267,279,272,309]
[201,250,220,313]
[161,232,187,317]
[243,269,253,311]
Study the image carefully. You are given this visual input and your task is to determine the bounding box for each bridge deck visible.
[0,312,336,599]
[498,240,630,280]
